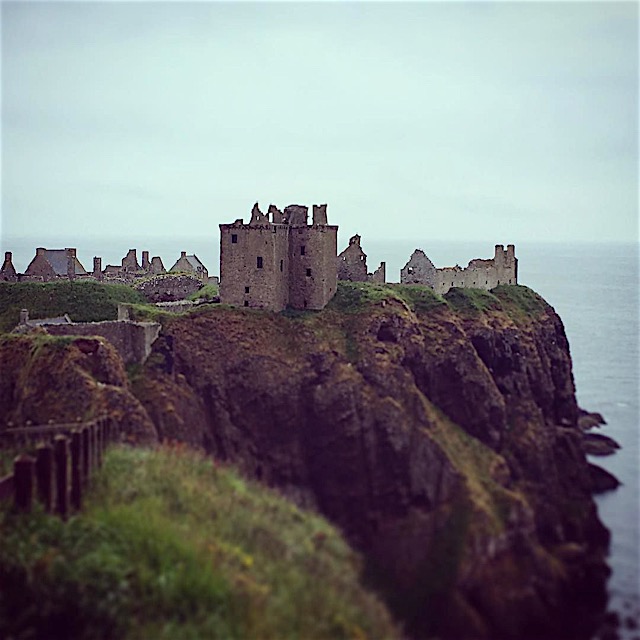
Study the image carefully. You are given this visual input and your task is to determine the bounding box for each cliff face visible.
[0,333,155,443]
[133,284,610,640]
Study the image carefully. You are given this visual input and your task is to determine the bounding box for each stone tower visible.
[219,203,338,311]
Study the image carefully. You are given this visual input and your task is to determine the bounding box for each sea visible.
[3,235,639,636]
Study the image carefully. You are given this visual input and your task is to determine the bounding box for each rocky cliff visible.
[130,283,611,639]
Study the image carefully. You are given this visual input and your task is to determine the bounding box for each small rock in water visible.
[583,432,621,456]
[588,463,621,494]
[578,408,607,430]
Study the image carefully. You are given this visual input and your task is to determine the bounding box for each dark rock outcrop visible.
[132,284,613,639]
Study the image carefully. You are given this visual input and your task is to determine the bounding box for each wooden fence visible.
[0,417,120,518]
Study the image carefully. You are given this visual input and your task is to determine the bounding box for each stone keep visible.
[219,203,338,311]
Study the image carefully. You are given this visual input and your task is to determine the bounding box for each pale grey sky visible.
[1,1,638,249]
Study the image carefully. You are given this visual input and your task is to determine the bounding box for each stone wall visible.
[401,245,517,294]
[337,235,368,282]
[45,320,161,365]
[401,250,437,288]
[134,274,203,303]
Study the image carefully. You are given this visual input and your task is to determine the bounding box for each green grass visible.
[444,287,503,316]
[0,445,398,640]
[491,285,549,319]
[0,282,146,333]
[392,284,447,313]
[188,283,219,302]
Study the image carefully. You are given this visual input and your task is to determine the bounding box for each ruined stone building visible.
[337,234,386,284]
[219,203,337,311]
[23,248,88,281]
[101,249,167,282]
[0,252,18,282]
[170,252,208,282]
[401,244,517,294]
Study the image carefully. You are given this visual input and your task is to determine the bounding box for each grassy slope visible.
[0,281,147,333]
[0,445,398,640]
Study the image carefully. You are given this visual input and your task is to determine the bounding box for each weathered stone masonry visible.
[219,203,338,311]
[401,244,517,294]
[337,234,386,284]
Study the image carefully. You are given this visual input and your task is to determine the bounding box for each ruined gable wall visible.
[400,250,437,288]
[24,252,56,281]
[288,225,338,310]
[220,223,290,311]
[337,242,368,282]
[1,253,17,282]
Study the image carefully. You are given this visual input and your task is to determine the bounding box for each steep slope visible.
[0,333,155,443]
[132,284,610,639]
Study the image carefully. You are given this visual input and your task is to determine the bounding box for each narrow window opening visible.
[243,301,249,307]
[306,268,312,277]
[300,245,306,256]
[304,300,308,308]
[231,234,238,244]
[257,256,263,269]
[245,286,250,293]
[280,260,283,272]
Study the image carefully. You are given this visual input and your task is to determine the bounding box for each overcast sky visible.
[1,1,638,252]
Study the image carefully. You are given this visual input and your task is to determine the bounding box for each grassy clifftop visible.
[0,281,146,333]
[0,444,398,640]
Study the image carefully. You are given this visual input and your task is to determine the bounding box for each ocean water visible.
[3,236,639,634]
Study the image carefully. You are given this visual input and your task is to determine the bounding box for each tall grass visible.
[0,444,399,640]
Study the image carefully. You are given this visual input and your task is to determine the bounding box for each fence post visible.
[81,426,91,482]
[70,431,83,510]
[14,455,35,512]
[54,436,69,520]
[90,423,98,470]
[36,444,54,512]
[96,420,103,467]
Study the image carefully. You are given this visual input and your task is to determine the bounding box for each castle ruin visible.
[337,235,386,284]
[401,244,518,294]
[219,203,338,311]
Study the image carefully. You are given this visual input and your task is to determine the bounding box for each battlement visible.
[219,202,338,311]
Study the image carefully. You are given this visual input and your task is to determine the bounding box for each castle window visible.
[300,245,306,256]
[280,260,283,272]
[231,234,238,244]
[509,279,512,284]
[244,301,249,307]
[306,268,312,277]
[245,286,250,293]
[257,257,263,269]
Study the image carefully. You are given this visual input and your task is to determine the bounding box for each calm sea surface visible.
[4,237,639,633]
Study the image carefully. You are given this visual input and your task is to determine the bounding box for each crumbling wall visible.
[368,262,386,284]
[134,274,203,303]
[0,252,18,282]
[401,250,437,288]
[337,235,368,282]
[45,320,161,365]
[402,245,517,294]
